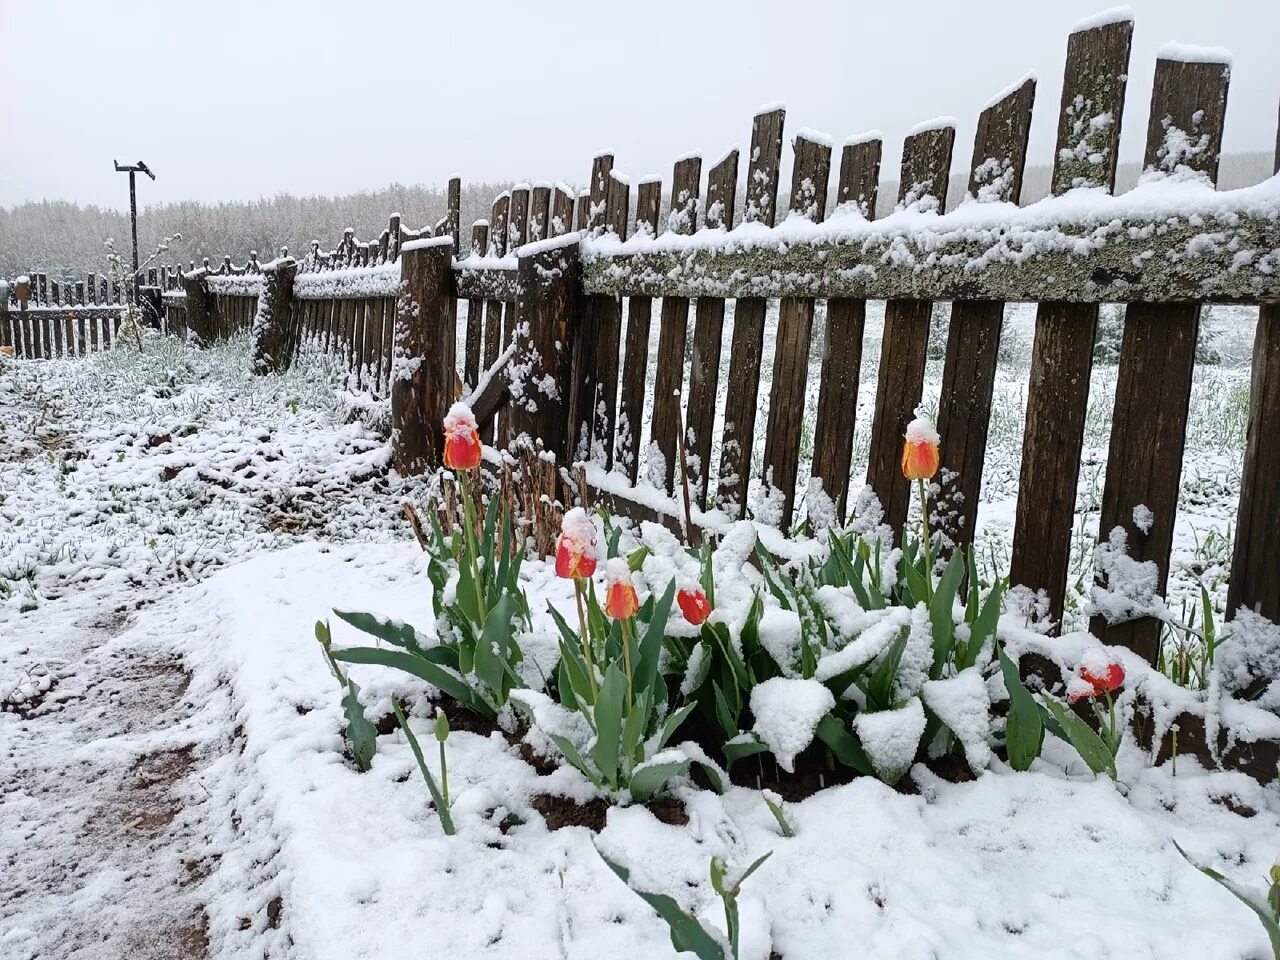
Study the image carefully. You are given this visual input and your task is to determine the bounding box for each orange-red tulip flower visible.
[902,416,940,481]
[677,588,711,626]
[603,559,640,620]
[442,402,482,471]
[554,508,598,580]
[1069,656,1125,703]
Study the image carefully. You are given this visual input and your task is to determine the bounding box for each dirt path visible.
[0,593,221,960]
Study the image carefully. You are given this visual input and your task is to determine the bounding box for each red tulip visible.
[901,416,940,481]
[604,580,639,620]
[554,508,597,581]
[677,588,711,625]
[1070,659,1125,702]
[442,402,482,471]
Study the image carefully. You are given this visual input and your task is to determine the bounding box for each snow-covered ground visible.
[1,332,1275,959]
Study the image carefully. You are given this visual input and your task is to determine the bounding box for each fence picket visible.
[617,178,662,484]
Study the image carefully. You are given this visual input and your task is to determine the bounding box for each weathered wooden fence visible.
[11,13,1279,665]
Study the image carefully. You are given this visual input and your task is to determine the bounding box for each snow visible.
[981,72,1038,112]
[400,234,454,252]
[793,127,833,148]
[843,129,883,147]
[1156,41,1234,65]
[1132,503,1154,535]
[754,101,785,116]
[516,232,582,258]
[443,400,477,437]
[4,337,1280,960]
[749,677,835,773]
[904,415,939,445]
[1071,5,1133,32]
[205,273,264,297]
[1089,525,1167,625]
[906,116,957,137]
[294,262,400,300]
[854,697,928,783]
[921,668,992,771]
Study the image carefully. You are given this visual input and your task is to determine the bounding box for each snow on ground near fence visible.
[0,334,1276,958]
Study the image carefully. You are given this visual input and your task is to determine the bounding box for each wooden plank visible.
[352,300,368,386]
[685,149,739,508]
[1090,53,1230,661]
[551,184,575,237]
[649,154,702,492]
[935,77,1036,553]
[529,184,551,243]
[465,221,489,388]
[1011,14,1134,631]
[1227,106,1280,631]
[509,185,531,251]
[392,238,454,474]
[575,189,590,232]
[811,135,882,520]
[864,121,956,538]
[363,296,382,389]
[589,172,630,467]
[486,193,511,445]
[718,106,786,516]
[565,155,615,461]
[447,177,461,257]
[762,133,832,529]
[617,177,663,484]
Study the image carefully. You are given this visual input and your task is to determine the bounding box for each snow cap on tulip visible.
[442,401,482,470]
[443,402,479,439]
[902,414,941,481]
[904,416,940,446]
[554,507,598,580]
[602,557,639,619]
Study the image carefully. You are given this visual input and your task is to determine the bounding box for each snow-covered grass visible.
[2,330,1276,959]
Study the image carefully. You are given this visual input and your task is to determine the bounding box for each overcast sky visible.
[2,0,1277,212]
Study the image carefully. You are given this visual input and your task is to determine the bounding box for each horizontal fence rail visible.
[8,12,1280,670]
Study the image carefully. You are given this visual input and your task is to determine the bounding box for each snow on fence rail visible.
[12,17,1280,701]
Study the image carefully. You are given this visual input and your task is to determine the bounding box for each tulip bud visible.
[677,587,711,626]
[603,558,639,620]
[555,507,598,580]
[902,416,941,481]
[434,708,450,743]
[442,402,483,471]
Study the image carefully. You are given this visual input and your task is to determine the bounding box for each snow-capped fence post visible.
[392,236,455,475]
[587,170,629,469]
[717,106,785,517]
[250,256,298,374]
[1090,51,1231,662]
[530,184,551,244]
[763,131,833,530]
[616,177,663,485]
[864,120,957,539]
[650,155,702,494]
[180,268,215,345]
[1010,14,1133,632]
[810,135,881,519]
[564,154,612,463]
[934,77,1036,557]
[685,149,738,508]
[0,281,10,353]
[510,235,581,461]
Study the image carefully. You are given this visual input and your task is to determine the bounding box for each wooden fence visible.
[10,13,1280,664]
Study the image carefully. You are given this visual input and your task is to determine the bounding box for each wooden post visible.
[811,134,881,520]
[392,237,454,475]
[864,121,955,539]
[485,193,510,445]
[617,177,662,484]
[587,172,630,467]
[181,268,215,344]
[935,77,1036,554]
[510,236,581,460]
[718,106,785,516]
[1090,53,1231,661]
[565,155,614,460]
[465,220,489,387]
[1011,14,1133,631]
[650,153,702,491]
[530,183,551,243]
[763,131,832,529]
[686,148,739,508]
[447,177,461,258]
[551,184,575,237]
[1226,107,1280,632]
[0,281,10,353]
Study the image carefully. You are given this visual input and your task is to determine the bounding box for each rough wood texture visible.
[589,173,630,467]
[587,154,614,236]
[718,107,786,517]
[575,190,589,232]
[686,150,739,506]
[181,269,214,343]
[936,78,1036,553]
[250,258,297,374]
[488,194,512,445]
[1229,302,1280,627]
[392,240,454,475]
[447,177,461,256]
[617,178,663,484]
[465,221,489,386]
[551,185,574,237]
[650,155,702,492]
[529,184,551,243]
[511,239,581,460]
[1012,17,1133,631]
[865,122,956,539]
[812,136,881,520]
[1093,54,1230,660]
[763,133,832,529]
[509,185,530,252]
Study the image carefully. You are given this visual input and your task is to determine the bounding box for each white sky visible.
[2,0,1277,212]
